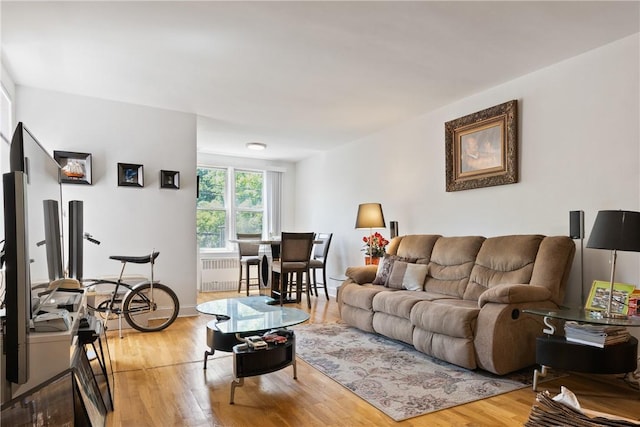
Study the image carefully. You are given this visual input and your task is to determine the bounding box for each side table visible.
[524,308,640,391]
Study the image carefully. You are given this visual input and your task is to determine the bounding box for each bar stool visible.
[271,232,315,308]
[309,232,333,300]
[236,233,261,296]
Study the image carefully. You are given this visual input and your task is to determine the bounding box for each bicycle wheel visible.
[95,299,120,321]
[122,283,179,332]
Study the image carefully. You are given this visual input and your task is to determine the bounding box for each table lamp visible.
[355,203,386,257]
[586,210,640,318]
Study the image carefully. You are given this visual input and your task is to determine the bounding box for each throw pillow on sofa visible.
[372,254,414,285]
[387,261,428,290]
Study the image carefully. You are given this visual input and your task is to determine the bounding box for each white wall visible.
[296,34,640,310]
[15,87,198,315]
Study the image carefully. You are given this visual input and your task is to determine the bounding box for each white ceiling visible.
[2,1,639,161]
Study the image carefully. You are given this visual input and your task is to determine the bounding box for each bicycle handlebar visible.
[84,233,101,245]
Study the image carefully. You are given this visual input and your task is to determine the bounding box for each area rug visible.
[295,322,546,422]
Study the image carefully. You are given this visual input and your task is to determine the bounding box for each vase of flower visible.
[362,232,389,265]
[365,256,381,265]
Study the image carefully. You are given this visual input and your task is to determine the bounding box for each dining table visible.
[229,238,322,301]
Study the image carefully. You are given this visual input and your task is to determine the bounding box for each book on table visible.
[563,321,630,348]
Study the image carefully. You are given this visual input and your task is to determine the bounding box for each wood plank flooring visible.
[105,291,640,426]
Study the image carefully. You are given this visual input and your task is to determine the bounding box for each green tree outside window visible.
[197,167,264,249]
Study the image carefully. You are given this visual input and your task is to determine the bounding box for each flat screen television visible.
[3,122,64,384]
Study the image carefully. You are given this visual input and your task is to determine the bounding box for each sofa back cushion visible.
[425,236,485,298]
[464,235,544,301]
[391,234,441,262]
[529,236,576,306]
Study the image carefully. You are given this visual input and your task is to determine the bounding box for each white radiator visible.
[199,257,241,292]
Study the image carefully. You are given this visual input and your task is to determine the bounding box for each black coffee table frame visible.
[524,308,640,391]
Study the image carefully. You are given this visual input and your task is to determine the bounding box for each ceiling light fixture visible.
[246,142,267,151]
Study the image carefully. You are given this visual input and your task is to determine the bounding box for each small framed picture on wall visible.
[54,151,92,185]
[160,170,180,189]
[117,163,144,187]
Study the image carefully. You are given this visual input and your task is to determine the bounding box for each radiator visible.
[200,257,242,292]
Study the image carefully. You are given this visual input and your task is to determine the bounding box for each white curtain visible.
[265,171,282,238]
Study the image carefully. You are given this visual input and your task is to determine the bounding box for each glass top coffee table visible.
[197,295,309,334]
[197,296,309,357]
[197,296,310,403]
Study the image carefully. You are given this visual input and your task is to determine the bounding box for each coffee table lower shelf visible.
[533,335,638,391]
[230,337,296,404]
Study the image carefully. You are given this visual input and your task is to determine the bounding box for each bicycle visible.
[83,236,180,337]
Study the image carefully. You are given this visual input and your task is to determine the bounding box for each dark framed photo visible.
[54,151,92,185]
[445,100,518,192]
[117,163,144,187]
[160,170,180,189]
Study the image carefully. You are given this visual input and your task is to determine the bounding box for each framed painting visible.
[585,280,636,316]
[54,151,92,185]
[445,100,518,192]
[117,163,144,187]
[160,170,180,189]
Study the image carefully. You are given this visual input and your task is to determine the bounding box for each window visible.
[196,167,227,248]
[234,170,263,234]
[197,167,265,250]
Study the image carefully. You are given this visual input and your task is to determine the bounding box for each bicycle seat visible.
[109,252,159,264]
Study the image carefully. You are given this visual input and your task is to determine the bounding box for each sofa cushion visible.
[387,261,428,290]
[372,254,394,285]
[529,236,576,306]
[340,282,387,310]
[464,235,543,301]
[392,234,441,261]
[410,300,480,338]
[372,254,414,285]
[373,312,414,344]
[425,236,485,298]
[372,290,437,319]
[413,329,477,370]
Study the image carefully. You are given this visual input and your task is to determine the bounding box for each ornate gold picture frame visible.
[445,100,518,192]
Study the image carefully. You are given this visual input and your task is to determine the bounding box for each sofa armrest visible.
[345,265,378,284]
[478,284,552,308]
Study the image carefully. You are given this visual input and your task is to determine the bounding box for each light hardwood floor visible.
[105,291,640,426]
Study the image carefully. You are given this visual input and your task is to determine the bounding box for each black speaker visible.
[390,221,399,238]
[569,210,584,239]
[69,200,84,280]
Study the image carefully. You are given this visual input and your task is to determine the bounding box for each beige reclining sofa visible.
[337,234,575,375]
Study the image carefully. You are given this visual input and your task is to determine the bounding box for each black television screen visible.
[3,122,64,384]
[9,122,64,283]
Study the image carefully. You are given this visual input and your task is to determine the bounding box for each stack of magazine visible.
[564,321,630,348]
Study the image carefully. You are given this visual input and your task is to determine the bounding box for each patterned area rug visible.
[295,322,541,422]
